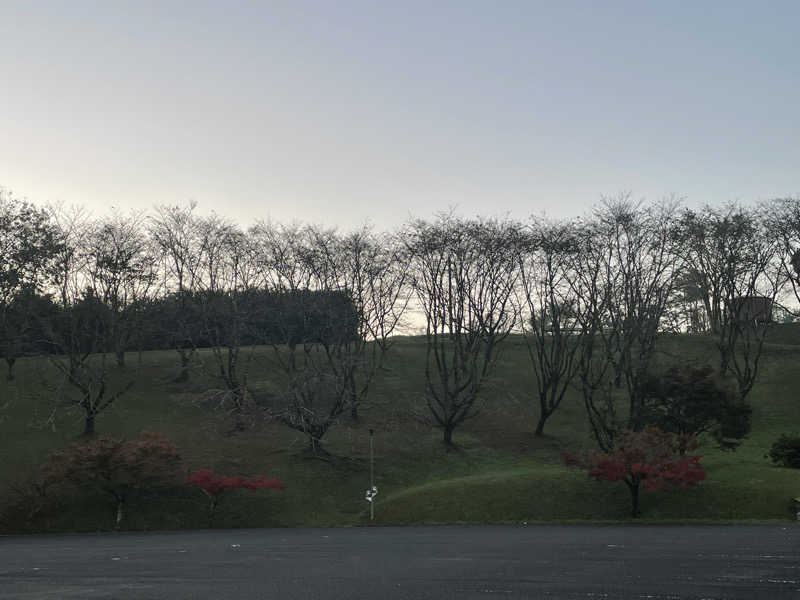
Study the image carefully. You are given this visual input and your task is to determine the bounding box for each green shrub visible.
[768,434,800,468]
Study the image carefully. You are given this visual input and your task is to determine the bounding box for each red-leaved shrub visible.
[185,469,284,527]
[563,426,705,517]
[40,431,182,528]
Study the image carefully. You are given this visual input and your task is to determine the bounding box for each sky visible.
[1,1,798,229]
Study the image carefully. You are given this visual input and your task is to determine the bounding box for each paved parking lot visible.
[1,525,799,599]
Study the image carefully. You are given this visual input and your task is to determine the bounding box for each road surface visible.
[1,525,798,599]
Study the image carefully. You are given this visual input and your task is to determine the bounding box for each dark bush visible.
[639,364,751,450]
[768,434,800,468]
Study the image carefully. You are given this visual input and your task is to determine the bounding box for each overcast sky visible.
[1,1,798,228]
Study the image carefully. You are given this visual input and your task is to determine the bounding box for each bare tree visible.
[189,215,258,429]
[682,204,782,398]
[566,197,683,450]
[565,216,620,451]
[251,223,408,454]
[768,197,800,313]
[406,214,520,447]
[150,202,204,381]
[46,207,136,436]
[678,209,728,335]
[250,223,338,452]
[602,198,682,410]
[515,218,582,436]
[84,211,157,367]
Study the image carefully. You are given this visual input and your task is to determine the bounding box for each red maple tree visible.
[185,469,285,527]
[563,426,705,517]
[41,431,182,528]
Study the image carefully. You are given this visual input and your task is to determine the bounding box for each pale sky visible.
[1,1,798,228]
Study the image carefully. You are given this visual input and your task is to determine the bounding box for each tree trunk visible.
[535,406,550,437]
[229,388,247,432]
[719,346,730,374]
[308,434,325,456]
[6,357,15,381]
[174,349,192,382]
[348,372,359,423]
[626,480,640,517]
[115,499,124,529]
[232,412,247,433]
[83,413,96,436]
[443,425,455,447]
[208,498,218,528]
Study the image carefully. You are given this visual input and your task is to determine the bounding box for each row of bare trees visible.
[37,203,410,448]
[408,197,798,448]
[2,188,800,452]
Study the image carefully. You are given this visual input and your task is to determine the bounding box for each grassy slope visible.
[0,330,798,533]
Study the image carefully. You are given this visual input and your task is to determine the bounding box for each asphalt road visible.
[1,525,799,599]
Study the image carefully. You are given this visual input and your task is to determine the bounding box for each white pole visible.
[369,428,375,521]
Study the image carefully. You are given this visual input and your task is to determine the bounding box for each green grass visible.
[1,329,799,533]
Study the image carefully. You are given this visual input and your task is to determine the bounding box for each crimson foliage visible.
[185,469,284,527]
[563,426,705,517]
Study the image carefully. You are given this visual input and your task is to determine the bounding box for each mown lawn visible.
[0,329,799,533]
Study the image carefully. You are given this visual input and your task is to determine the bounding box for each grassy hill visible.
[1,329,799,533]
